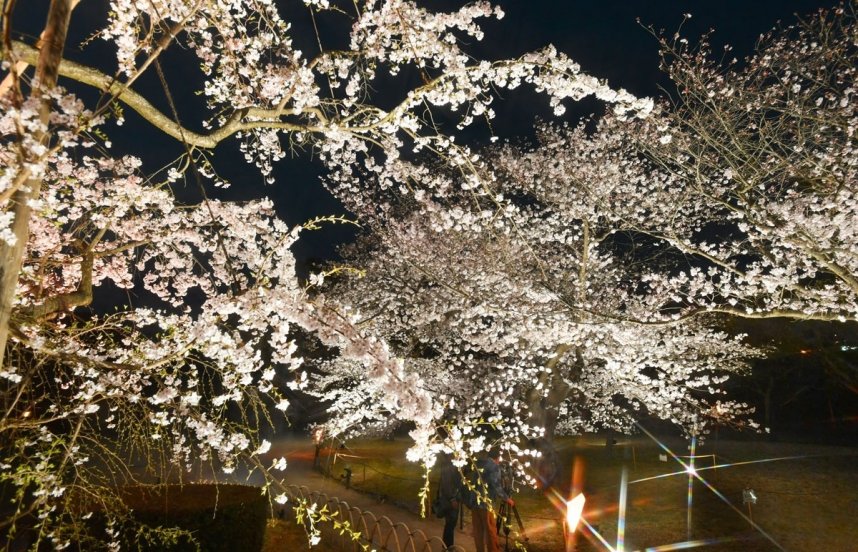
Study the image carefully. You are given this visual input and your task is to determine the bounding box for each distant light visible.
[799,349,812,355]
[565,493,586,533]
[841,345,857,352]
[312,427,324,445]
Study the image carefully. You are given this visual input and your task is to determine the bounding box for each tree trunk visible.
[528,386,564,487]
[0,0,73,368]
[526,344,582,488]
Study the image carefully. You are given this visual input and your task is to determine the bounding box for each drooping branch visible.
[6,40,379,150]
[10,40,236,148]
[10,324,196,372]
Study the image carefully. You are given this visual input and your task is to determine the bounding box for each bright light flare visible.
[617,467,628,552]
[634,422,787,551]
[565,493,586,533]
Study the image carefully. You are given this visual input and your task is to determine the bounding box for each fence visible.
[285,484,465,552]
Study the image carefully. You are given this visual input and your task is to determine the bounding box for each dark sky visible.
[17,0,836,267]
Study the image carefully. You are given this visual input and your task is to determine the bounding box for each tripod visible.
[495,465,528,551]
[496,500,528,551]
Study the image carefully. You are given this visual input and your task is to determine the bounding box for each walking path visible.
[271,438,476,552]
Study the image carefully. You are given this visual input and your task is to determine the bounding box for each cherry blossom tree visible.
[0,0,653,546]
[312,132,759,484]
[308,4,858,486]
[1,0,655,366]
[637,4,857,322]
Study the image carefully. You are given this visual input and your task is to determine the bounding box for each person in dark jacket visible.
[437,453,462,548]
[470,449,513,552]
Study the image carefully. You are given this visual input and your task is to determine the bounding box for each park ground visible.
[262,433,858,552]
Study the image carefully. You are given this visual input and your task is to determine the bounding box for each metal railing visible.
[286,484,465,552]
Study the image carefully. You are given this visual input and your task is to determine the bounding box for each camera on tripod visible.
[495,463,528,548]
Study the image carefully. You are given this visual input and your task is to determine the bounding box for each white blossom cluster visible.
[0,88,103,247]
[99,0,652,190]
[312,138,760,472]
[2,129,440,544]
[639,6,858,322]
[310,6,858,472]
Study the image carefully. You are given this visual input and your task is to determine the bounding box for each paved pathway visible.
[270,438,477,552]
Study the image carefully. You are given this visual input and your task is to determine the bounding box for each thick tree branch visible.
[10,40,331,148]
[22,248,93,320]
[0,0,73,368]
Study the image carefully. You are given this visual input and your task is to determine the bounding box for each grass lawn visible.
[321,435,858,551]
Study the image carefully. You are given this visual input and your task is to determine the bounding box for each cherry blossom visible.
[638,5,858,322]
[313,138,759,480]
[0,1,654,545]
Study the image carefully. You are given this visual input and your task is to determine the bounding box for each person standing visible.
[470,449,513,552]
[437,453,463,549]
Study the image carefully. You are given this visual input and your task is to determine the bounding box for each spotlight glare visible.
[566,493,586,533]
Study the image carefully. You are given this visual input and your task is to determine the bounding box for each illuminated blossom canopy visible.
[640,6,857,322]
[0,0,852,547]
[312,2,857,479]
[0,0,653,546]
[312,121,759,480]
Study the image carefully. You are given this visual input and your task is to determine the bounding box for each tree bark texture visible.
[0,0,74,367]
[526,344,583,488]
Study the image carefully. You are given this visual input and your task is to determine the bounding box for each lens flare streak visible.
[634,423,787,552]
[629,454,816,485]
[580,517,617,552]
[686,434,696,540]
[617,467,628,552]
[643,535,746,551]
